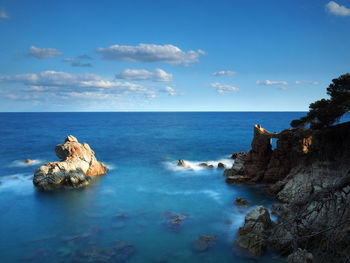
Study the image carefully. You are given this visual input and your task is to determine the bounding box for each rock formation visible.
[33,135,107,190]
[229,122,350,261]
[237,206,273,255]
[286,249,313,263]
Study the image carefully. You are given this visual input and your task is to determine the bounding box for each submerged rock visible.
[287,248,313,263]
[163,211,188,231]
[33,135,107,190]
[234,197,250,206]
[193,235,217,252]
[237,206,272,256]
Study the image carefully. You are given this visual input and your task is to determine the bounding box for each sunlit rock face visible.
[33,135,107,190]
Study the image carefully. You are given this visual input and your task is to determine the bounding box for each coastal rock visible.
[33,135,107,190]
[25,159,32,164]
[224,153,246,182]
[234,197,250,206]
[199,162,209,167]
[237,206,272,255]
[193,235,217,252]
[218,162,226,168]
[177,160,186,167]
[287,249,313,263]
[243,124,276,181]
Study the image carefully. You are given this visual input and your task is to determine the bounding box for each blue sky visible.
[0,0,349,111]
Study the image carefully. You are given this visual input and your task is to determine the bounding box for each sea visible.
[0,112,305,263]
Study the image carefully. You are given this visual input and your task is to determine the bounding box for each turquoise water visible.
[0,112,304,263]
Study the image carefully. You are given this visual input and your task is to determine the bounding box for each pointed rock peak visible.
[65,135,78,143]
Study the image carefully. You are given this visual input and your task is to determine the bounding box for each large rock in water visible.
[33,135,107,190]
[237,206,272,255]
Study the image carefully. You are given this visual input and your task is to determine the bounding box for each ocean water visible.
[0,112,304,263]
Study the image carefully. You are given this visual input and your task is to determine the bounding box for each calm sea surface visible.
[0,112,305,263]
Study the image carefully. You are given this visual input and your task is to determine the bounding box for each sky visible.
[0,0,349,112]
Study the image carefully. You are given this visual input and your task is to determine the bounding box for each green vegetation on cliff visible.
[291,73,350,129]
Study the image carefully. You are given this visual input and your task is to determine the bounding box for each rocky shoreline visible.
[225,122,350,262]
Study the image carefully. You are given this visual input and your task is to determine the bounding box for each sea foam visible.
[164,157,234,172]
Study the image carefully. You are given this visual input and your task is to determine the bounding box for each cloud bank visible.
[29,46,62,59]
[0,71,156,100]
[96,43,205,65]
[326,1,350,16]
[115,68,172,82]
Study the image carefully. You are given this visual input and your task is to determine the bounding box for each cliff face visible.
[229,122,350,185]
[230,122,350,261]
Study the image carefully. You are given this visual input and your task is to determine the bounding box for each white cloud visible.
[326,1,350,16]
[96,43,205,65]
[211,82,239,94]
[0,71,157,101]
[256,80,288,86]
[164,86,178,96]
[0,9,9,19]
[115,68,173,82]
[295,80,319,85]
[212,70,236,76]
[29,46,62,58]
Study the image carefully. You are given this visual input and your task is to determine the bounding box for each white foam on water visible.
[9,159,44,167]
[0,173,34,195]
[164,156,234,172]
[105,163,117,170]
[136,186,222,203]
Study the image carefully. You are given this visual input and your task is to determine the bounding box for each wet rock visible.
[163,211,188,230]
[193,235,217,252]
[224,153,246,182]
[218,162,226,168]
[271,203,283,216]
[287,248,313,263]
[33,135,107,190]
[199,162,209,167]
[237,206,272,255]
[234,197,250,206]
[177,160,186,167]
[231,152,247,159]
[25,159,32,164]
[208,165,214,168]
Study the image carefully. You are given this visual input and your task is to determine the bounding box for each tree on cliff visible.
[291,73,350,129]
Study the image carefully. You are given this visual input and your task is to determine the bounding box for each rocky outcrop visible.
[224,152,247,183]
[231,122,350,261]
[234,197,250,206]
[237,206,273,255]
[33,135,107,190]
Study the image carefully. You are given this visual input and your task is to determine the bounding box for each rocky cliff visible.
[227,122,350,262]
[33,135,108,190]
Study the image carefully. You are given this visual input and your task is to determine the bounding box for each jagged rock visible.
[218,162,226,168]
[224,153,246,182]
[234,197,250,206]
[193,235,217,252]
[243,124,276,181]
[33,135,107,190]
[237,206,272,255]
[231,152,247,159]
[287,248,313,263]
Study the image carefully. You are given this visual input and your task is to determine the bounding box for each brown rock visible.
[33,135,107,190]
